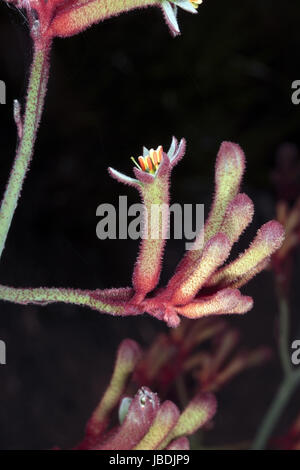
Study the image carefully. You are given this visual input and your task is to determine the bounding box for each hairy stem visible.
[0,285,128,316]
[251,371,300,450]
[251,293,300,449]
[0,41,51,259]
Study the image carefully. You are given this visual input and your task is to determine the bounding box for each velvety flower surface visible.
[6,0,201,44]
[0,138,284,327]
[104,138,285,327]
[109,137,186,302]
[69,339,217,450]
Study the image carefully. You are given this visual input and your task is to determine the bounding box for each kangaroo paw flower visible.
[134,400,180,450]
[0,138,284,327]
[7,0,203,43]
[133,140,283,326]
[95,386,160,450]
[109,138,186,302]
[219,193,254,245]
[73,339,217,450]
[77,339,142,449]
[158,392,217,449]
[171,234,232,306]
[206,220,285,289]
[166,142,246,293]
[176,288,247,319]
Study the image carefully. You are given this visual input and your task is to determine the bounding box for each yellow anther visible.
[131,146,164,174]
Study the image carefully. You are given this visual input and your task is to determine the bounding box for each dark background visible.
[0,0,299,449]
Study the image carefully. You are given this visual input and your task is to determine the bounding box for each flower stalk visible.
[251,198,300,450]
[0,139,284,327]
[0,40,51,259]
[73,339,217,450]
[251,294,300,449]
[0,285,132,316]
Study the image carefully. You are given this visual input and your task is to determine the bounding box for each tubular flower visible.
[109,137,186,302]
[6,0,202,44]
[70,339,217,450]
[0,138,284,327]
[107,139,285,327]
[134,318,270,395]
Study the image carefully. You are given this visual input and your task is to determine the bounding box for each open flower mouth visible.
[131,146,163,175]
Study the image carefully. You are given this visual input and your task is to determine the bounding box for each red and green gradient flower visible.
[6,0,203,44]
[0,138,285,327]
[0,0,205,300]
[109,138,186,303]
[105,139,285,327]
[70,339,217,450]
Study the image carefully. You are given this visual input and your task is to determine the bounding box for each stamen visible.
[131,157,142,170]
[152,150,158,166]
[147,156,154,173]
[138,156,147,172]
[132,146,164,174]
[157,146,163,163]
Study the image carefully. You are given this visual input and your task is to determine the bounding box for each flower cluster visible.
[0,138,284,327]
[104,138,285,327]
[134,317,271,394]
[70,339,216,450]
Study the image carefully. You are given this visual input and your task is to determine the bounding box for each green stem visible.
[251,371,300,450]
[0,285,127,316]
[251,293,300,449]
[0,42,51,259]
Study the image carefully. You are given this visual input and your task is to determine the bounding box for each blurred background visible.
[0,0,299,450]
